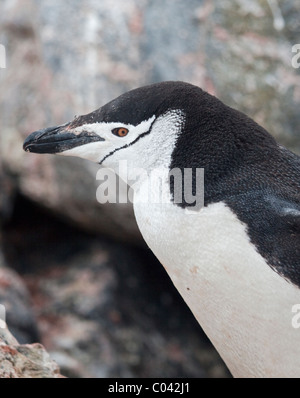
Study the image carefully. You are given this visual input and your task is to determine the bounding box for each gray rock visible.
[205,0,300,151]
[0,325,62,378]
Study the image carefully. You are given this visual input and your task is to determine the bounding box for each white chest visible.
[133,187,300,377]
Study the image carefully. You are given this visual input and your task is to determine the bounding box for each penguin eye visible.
[112,127,129,137]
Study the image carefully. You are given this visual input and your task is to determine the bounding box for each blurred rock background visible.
[0,0,299,378]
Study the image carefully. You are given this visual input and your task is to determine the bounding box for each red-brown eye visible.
[112,127,129,137]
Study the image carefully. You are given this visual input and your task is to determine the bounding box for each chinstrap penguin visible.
[23,81,300,377]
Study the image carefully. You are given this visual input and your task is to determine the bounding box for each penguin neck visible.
[170,102,278,206]
[111,110,185,191]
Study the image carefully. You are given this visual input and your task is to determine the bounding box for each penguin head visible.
[23,80,277,189]
[23,82,205,172]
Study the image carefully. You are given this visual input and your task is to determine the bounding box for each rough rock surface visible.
[0,325,62,378]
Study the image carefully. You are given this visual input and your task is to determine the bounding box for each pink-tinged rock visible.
[0,326,63,378]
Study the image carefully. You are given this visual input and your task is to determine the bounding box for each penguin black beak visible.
[23,123,105,154]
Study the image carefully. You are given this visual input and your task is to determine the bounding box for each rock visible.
[205,0,300,152]
[1,0,299,240]
[0,325,62,378]
[0,0,142,242]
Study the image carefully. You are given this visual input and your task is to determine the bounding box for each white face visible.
[60,115,156,165]
[60,110,185,181]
